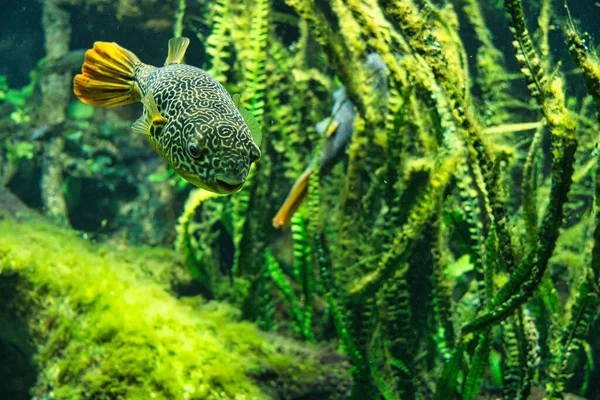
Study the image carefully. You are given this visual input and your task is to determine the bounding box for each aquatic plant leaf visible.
[265,249,304,337]
[240,0,270,124]
[234,93,263,147]
[205,0,233,83]
[501,315,522,399]
[291,213,315,342]
[435,342,465,400]
[175,189,219,284]
[463,329,492,400]
[446,254,474,279]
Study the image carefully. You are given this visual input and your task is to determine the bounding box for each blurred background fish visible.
[272,53,390,228]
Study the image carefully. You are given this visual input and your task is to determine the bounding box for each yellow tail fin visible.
[272,167,312,229]
[73,42,141,108]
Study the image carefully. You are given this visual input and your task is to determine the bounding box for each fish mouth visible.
[215,178,244,194]
[177,170,245,194]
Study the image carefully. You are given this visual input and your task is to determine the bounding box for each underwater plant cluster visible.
[2,0,600,399]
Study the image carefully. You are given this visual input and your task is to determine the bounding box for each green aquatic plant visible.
[227,0,272,306]
[204,0,232,83]
[163,0,600,398]
[266,213,316,341]
[538,11,600,399]
[175,188,219,286]
[173,0,186,38]
[239,0,269,125]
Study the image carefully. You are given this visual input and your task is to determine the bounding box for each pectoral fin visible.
[132,90,166,135]
[132,115,151,135]
[233,93,262,147]
[141,91,167,125]
[165,37,190,65]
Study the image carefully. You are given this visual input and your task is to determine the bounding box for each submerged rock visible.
[0,187,350,400]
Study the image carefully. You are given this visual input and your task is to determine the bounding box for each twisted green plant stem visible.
[504,0,546,98]
[173,0,186,38]
[537,0,552,72]
[544,22,600,397]
[431,213,455,356]
[205,0,232,83]
[350,154,458,302]
[175,189,218,283]
[256,253,277,331]
[291,213,315,342]
[435,338,468,400]
[501,314,523,399]
[315,231,374,397]
[566,17,600,113]
[242,0,270,126]
[265,249,304,336]
[522,123,544,245]
[461,0,578,334]
[285,0,367,117]
[462,328,492,400]
[380,0,517,274]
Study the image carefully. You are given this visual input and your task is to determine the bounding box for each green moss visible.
[0,212,345,399]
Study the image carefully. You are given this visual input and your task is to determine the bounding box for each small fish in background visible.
[73,37,262,195]
[272,53,389,229]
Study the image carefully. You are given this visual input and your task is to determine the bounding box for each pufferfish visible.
[73,37,262,194]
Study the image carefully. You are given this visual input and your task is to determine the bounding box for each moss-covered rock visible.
[0,188,350,400]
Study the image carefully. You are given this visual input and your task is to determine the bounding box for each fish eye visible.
[188,142,202,159]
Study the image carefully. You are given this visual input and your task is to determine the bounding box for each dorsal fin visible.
[165,37,190,65]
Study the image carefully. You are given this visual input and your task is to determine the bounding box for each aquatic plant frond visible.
[161,0,600,398]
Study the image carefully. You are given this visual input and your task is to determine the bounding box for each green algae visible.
[0,211,348,399]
